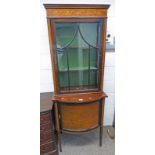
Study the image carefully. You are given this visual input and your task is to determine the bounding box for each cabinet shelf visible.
[59,67,98,72]
[57,46,98,50]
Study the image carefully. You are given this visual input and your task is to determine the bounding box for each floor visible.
[59,127,115,155]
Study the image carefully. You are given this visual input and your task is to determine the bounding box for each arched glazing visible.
[54,21,103,92]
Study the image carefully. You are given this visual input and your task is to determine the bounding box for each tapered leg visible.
[54,102,62,152]
[99,98,105,147]
[100,126,103,146]
[58,132,62,152]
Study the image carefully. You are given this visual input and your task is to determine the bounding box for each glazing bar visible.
[66,48,70,90]
[88,46,91,86]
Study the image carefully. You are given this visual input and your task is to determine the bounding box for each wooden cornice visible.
[43,4,110,9]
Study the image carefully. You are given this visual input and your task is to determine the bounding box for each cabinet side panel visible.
[99,18,107,90]
[47,19,59,93]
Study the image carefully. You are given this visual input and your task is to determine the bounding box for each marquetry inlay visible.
[46,9,107,17]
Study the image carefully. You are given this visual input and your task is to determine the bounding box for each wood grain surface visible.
[61,101,99,130]
[40,92,58,155]
[52,92,107,103]
[46,9,107,17]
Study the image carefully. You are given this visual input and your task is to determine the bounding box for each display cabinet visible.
[44,4,110,152]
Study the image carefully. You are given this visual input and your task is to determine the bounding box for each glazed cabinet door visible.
[50,19,104,93]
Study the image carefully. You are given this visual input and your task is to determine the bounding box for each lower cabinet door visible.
[40,112,51,125]
[40,131,55,144]
[61,101,99,131]
[40,122,52,132]
[40,141,56,154]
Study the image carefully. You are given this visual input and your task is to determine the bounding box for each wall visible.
[40,0,115,126]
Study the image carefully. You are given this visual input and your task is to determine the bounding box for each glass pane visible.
[54,21,102,92]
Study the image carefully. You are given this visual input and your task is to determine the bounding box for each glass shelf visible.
[59,67,98,72]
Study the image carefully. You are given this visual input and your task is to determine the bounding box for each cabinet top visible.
[43,4,110,9]
[40,92,53,112]
[44,4,110,18]
[52,92,107,104]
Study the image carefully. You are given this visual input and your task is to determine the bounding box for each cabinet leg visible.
[99,98,105,147]
[54,102,62,152]
[58,131,62,152]
[99,126,103,147]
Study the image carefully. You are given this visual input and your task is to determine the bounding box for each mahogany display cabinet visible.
[43,4,110,152]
